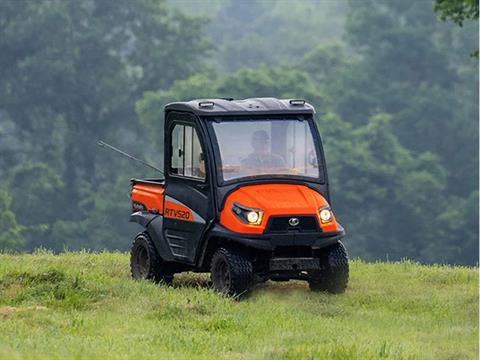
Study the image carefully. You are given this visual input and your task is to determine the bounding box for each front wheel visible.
[309,241,349,294]
[130,232,173,285]
[210,247,253,297]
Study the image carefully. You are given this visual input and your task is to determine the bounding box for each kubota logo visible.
[289,217,299,226]
[132,202,146,211]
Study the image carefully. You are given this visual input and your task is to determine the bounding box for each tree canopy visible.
[0,0,477,264]
[434,0,479,56]
[435,0,479,26]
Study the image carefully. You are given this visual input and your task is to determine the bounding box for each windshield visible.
[211,119,322,182]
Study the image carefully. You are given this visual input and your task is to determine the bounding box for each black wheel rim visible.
[213,258,231,293]
[135,245,150,278]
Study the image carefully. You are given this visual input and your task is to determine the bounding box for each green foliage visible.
[8,163,64,227]
[434,0,479,26]
[0,0,211,252]
[49,175,138,252]
[434,0,479,56]
[0,253,478,358]
[0,0,477,265]
[0,0,211,190]
[299,43,348,83]
[175,0,347,72]
[320,112,447,261]
[315,0,478,263]
[428,191,480,264]
[0,192,24,251]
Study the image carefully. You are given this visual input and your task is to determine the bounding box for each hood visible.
[230,184,328,214]
[220,183,337,235]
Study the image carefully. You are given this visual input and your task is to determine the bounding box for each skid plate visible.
[269,257,321,271]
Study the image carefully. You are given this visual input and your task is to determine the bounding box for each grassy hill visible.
[0,252,477,360]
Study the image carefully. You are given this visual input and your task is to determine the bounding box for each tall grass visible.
[0,251,478,359]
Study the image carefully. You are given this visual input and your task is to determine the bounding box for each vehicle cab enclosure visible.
[130,98,348,295]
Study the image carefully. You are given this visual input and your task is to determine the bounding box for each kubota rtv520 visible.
[119,98,348,296]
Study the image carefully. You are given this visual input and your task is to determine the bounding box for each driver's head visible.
[251,130,269,155]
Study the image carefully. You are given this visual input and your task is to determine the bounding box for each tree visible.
[340,0,478,198]
[323,0,479,263]
[434,0,479,56]
[321,112,447,261]
[0,191,24,251]
[6,163,64,250]
[174,0,347,72]
[434,0,479,26]
[0,0,211,251]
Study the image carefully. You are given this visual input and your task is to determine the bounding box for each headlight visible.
[247,211,259,223]
[232,203,264,225]
[319,207,333,223]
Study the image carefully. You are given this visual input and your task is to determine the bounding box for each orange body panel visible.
[220,184,340,234]
[131,184,165,214]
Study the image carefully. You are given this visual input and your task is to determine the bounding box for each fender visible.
[130,211,175,262]
[129,211,158,227]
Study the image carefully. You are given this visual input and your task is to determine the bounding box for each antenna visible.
[97,140,164,175]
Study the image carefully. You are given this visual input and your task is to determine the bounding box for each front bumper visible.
[208,224,345,251]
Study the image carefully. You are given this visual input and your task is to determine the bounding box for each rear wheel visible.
[210,247,253,297]
[130,232,173,285]
[309,241,349,294]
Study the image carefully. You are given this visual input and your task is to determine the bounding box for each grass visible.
[0,251,477,359]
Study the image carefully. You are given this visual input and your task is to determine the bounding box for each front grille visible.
[265,215,320,233]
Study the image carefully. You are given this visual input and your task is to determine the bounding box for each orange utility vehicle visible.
[128,98,348,296]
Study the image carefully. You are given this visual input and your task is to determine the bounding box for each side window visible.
[170,124,206,180]
[171,125,184,175]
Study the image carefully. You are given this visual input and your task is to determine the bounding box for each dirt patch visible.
[0,305,47,316]
[0,306,17,315]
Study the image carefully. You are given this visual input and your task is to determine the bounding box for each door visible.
[163,116,212,263]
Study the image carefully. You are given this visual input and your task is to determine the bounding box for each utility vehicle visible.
[127,98,348,296]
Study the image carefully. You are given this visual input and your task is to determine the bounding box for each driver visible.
[241,130,285,171]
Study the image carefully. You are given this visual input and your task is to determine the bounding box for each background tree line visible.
[0,0,477,265]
